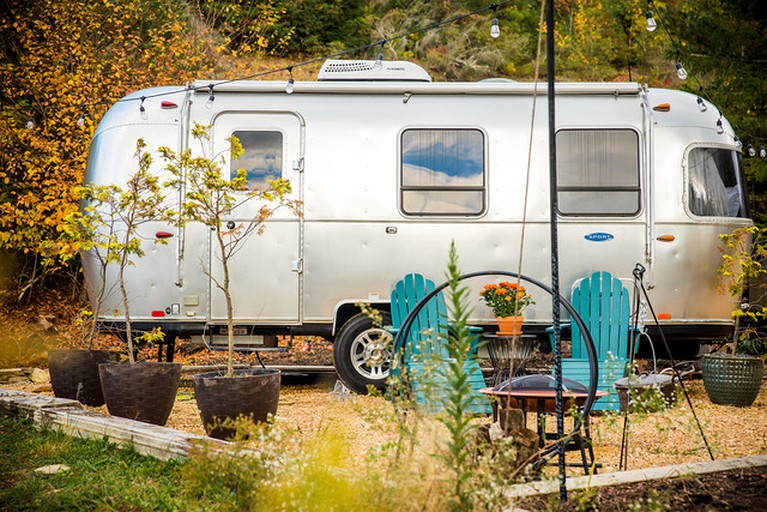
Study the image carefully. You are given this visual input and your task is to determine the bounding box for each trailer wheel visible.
[333,312,393,394]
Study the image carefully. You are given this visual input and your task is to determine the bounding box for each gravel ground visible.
[5,368,766,476]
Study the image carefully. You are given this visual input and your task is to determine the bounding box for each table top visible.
[479,387,608,400]
[482,333,538,340]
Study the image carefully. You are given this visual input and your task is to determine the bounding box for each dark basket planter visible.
[99,361,182,425]
[48,349,121,406]
[193,368,281,440]
[701,353,764,407]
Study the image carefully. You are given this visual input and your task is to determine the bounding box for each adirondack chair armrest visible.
[545,322,572,335]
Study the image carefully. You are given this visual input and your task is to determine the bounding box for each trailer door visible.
[210,112,304,323]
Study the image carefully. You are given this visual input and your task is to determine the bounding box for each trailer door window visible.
[231,131,283,190]
[401,129,485,215]
[556,129,640,216]
[688,148,747,218]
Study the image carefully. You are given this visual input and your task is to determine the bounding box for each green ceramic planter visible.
[701,353,763,407]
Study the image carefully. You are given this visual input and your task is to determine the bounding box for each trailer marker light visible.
[656,235,675,242]
[155,231,173,239]
[657,313,671,320]
[652,103,671,112]
[161,101,178,109]
[151,310,166,317]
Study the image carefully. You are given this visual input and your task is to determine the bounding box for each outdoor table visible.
[480,386,607,474]
[482,334,537,387]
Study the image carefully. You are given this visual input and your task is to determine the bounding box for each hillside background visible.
[1,0,765,304]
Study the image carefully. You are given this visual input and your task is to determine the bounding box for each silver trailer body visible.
[83,61,750,392]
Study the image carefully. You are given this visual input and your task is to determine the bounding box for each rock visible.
[35,464,70,475]
[30,368,50,384]
[330,379,352,399]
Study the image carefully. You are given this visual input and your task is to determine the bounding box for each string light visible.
[0,2,519,122]
[490,3,500,39]
[25,110,34,130]
[77,103,87,127]
[645,10,657,32]
[675,58,687,81]
[716,117,724,134]
[746,144,756,157]
[373,41,385,70]
[760,146,766,158]
[696,96,707,112]
[139,96,148,120]
[205,84,215,109]
[285,66,295,94]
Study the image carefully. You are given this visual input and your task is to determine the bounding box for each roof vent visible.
[317,60,432,82]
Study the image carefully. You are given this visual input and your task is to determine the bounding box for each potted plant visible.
[161,124,301,439]
[45,172,133,407]
[79,139,182,425]
[704,226,767,406]
[479,281,535,335]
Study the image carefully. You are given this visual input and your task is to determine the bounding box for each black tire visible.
[333,312,393,394]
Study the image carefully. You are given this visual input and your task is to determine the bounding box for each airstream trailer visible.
[82,60,750,392]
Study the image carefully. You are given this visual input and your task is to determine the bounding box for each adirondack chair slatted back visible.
[571,271,631,361]
[389,273,491,415]
[389,273,447,358]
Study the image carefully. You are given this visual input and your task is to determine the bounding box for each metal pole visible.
[546,0,567,501]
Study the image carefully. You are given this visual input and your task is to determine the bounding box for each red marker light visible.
[161,101,178,109]
[155,231,173,239]
[151,310,166,317]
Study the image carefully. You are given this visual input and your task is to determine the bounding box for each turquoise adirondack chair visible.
[549,271,637,411]
[388,273,491,415]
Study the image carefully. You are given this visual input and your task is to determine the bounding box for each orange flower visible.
[479,280,535,317]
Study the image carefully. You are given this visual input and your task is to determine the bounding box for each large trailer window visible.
[400,129,485,215]
[556,129,640,216]
[231,131,283,190]
[688,148,747,218]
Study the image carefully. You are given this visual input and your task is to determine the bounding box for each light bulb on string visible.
[760,146,766,158]
[716,117,724,134]
[25,111,34,130]
[139,96,148,120]
[675,61,687,81]
[645,10,657,32]
[696,96,707,112]
[205,85,215,109]
[746,144,756,157]
[373,41,385,70]
[285,67,295,94]
[490,17,500,39]
[77,103,87,127]
[489,4,500,38]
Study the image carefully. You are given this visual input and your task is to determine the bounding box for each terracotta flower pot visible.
[497,315,524,336]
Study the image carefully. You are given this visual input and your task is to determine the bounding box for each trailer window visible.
[400,129,485,215]
[231,131,283,190]
[688,148,747,218]
[556,129,640,216]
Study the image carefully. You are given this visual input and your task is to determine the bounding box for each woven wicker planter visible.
[48,349,121,406]
[99,361,182,425]
[193,368,281,440]
[701,353,763,407]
